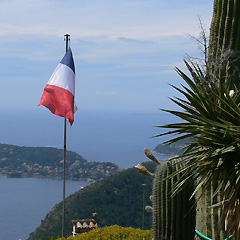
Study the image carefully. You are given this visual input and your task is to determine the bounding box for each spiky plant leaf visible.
[157,60,240,238]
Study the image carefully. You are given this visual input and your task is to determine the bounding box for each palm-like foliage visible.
[157,60,240,239]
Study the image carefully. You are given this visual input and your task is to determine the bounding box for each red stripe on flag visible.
[39,84,74,125]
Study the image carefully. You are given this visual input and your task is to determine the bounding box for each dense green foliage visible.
[0,143,119,181]
[63,225,152,240]
[157,58,239,238]
[152,159,195,240]
[156,0,240,238]
[27,162,156,240]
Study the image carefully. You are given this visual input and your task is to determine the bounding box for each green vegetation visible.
[27,162,156,240]
[196,184,227,239]
[208,0,240,88]
[0,144,119,182]
[152,159,195,240]
[136,150,195,240]
[155,0,240,238]
[61,225,152,240]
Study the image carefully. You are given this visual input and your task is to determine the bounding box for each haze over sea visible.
[0,0,214,238]
[1,109,176,168]
[0,109,175,240]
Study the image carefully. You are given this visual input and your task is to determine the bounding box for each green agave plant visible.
[156,60,240,239]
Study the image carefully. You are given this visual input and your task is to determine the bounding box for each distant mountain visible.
[153,139,187,156]
[0,144,120,182]
[27,161,157,240]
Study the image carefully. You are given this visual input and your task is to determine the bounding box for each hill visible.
[0,144,119,182]
[27,161,157,240]
[153,139,187,156]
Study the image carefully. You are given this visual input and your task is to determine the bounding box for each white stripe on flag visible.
[47,63,75,95]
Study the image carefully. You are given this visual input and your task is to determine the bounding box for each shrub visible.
[58,225,152,240]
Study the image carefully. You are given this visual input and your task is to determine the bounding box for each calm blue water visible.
[0,109,176,239]
[0,176,89,240]
[0,109,176,168]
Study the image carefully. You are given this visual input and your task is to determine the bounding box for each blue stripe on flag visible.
[60,47,75,73]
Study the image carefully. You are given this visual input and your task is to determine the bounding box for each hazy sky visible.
[1,0,213,114]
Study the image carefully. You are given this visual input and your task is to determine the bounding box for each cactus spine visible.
[152,159,196,240]
[196,183,228,240]
[139,150,230,239]
[208,0,240,90]
[209,0,240,56]
[197,1,240,238]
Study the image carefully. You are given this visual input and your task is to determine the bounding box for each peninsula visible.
[0,144,120,182]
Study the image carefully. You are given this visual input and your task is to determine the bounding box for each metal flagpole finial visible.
[64,34,70,41]
[64,34,70,52]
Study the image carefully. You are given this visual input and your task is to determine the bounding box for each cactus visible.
[138,149,230,239]
[152,159,196,240]
[208,0,240,91]
[144,148,161,165]
[136,149,196,240]
[135,164,155,178]
[199,1,239,238]
[196,183,228,240]
[137,149,231,239]
[145,195,153,213]
[209,0,240,58]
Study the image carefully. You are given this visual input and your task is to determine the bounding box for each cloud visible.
[117,37,153,45]
[0,0,214,112]
[0,0,212,40]
[0,0,213,66]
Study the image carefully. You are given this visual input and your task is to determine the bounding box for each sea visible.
[0,109,176,240]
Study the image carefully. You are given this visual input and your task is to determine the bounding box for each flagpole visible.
[62,33,70,238]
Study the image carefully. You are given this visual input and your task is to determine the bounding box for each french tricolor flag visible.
[39,48,76,125]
